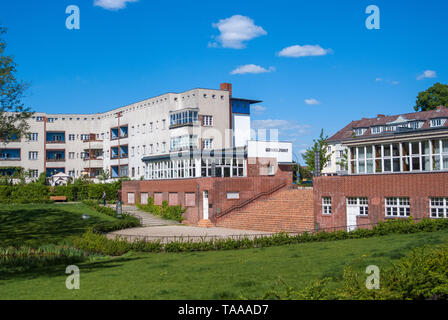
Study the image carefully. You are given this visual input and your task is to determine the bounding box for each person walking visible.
[102,191,107,206]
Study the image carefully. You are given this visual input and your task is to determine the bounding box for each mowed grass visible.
[0,203,116,246]
[1,230,448,299]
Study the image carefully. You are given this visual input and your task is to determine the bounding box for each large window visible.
[170,135,198,152]
[350,139,448,174]
[385,197,410,217]
[430,198,448,218]
[169,109,199,128]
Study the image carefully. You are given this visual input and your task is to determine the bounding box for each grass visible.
[1,229,448,299]
[0,203,116,247]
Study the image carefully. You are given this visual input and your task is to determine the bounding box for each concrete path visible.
[106,204,180,227]
[107,225,272,243]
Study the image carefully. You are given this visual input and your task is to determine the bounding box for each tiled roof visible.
[328,106,448,142]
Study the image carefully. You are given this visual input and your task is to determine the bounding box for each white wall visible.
[247,140,292,163]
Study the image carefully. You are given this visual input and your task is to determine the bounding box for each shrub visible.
[137,198,185,222]
[0,184,51,203]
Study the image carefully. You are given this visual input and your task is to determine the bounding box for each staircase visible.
[215,188,314,233]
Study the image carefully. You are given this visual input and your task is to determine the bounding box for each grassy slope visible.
[1,229,448,299]
[0,203,116,246]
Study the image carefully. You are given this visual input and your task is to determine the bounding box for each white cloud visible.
[230,64,275,75]
[417,70,437,80]
[210,15,267,49]
[375,78,383,82]
[94,0,137,10]
[278,44,331,58]
[304,98,320,105]
[251,105,267,113]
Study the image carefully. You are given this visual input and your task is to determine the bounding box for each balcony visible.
[0,149,21,161]
[46,132,65,144]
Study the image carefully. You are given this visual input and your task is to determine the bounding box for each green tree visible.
[414,82,448,112]
[0,26,33,142]
[302,129,332,174]
[336,149,349,171]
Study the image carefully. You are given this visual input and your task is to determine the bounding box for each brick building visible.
[315,106,448,231]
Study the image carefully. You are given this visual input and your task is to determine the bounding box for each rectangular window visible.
[28,151,38,160]
[385,197,410,217]
[29,169,39,178]
[322,197,332,214]
[69,152,75,159]
[430,198,448,218]
[202,115,213,126]
[29,133,38,141]
[202,138,213,150]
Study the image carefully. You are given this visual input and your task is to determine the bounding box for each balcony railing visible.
[0,156,20,161]
[46,157,65,162]
[110,134,128,140]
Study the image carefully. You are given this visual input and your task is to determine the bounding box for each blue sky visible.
[1,0,447,162]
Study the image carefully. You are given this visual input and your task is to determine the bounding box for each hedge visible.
[82,200,141,233]
[137,197,185,222]
[0,181,122,203]
[72,217,448,256]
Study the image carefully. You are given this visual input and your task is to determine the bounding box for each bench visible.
[50,196,67,202]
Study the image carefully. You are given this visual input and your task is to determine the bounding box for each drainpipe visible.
[197,183,200,221]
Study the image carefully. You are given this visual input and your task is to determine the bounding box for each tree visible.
[302,129,332,174]
[97,169,111,183]
[0,26,33,142]
[336,149,349,171]
[414,83,448,112]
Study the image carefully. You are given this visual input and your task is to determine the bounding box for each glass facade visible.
[350,139,448,174]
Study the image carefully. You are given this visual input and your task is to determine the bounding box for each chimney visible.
[377,114,385,118]
[220,83,232,96]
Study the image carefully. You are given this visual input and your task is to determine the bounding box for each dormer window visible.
[371,126,383,134]
[353,128,367,136]
[430,118,445,127]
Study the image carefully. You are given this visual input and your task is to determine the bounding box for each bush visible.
[0,244,87,270]
[257,243,448,300]
[72,217,448,256]
[82,200,141,232]
[137,198,185,222]
[0,184,52,203]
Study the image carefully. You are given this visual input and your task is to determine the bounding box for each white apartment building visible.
[0,83,260,180]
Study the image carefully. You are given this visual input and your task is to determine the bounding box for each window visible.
[430,198,448,218]
[29,133,38,141]
[68,170,75,177]
[371,126,383,134]
[169,110,199,128]
[68,134,75,141]
[162,119,166,130]
[69,152,75,159]
[431,118,443,127]
[80,134,89,141]
[385,197,410,217]
[36,116,43,122]
[29,170,39,178]
[162,142,166,153]
[202,115,213,126]
[170,135,198,152]
[347,197,368,215]
[322,197,332,214]
[202,138,213,150]
[29,151,38,160]
[353,128,366,136]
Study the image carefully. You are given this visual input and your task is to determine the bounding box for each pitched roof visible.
[328,106,448,142]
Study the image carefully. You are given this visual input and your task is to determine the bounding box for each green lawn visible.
[0,203,116,246]
[1,229,448,299]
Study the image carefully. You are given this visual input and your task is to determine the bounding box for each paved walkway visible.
[107,225,273,243]
[105,204,272,243]
[106,204,180,227]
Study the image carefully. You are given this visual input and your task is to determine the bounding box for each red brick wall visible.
[215,188,314,233]
[314,172,448,230]
[121,162,294,225]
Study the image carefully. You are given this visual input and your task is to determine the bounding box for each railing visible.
[46,140,65,144]
[46,158,65,162]
[213,181,287,220]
